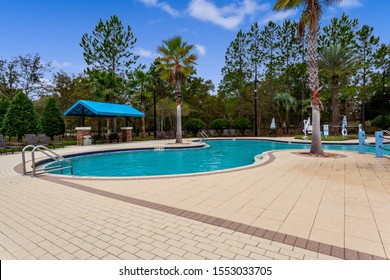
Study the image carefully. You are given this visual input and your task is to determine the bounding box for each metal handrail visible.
[22,145,73,177]
[198,131,209,142]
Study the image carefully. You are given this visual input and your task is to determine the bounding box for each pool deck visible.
[1,137,389,260]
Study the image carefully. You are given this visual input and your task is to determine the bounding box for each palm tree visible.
[273,92,298,131]
[318,44,359,135]
[131,69,152,138]
[156,36,197,143]
[274,0,340,155]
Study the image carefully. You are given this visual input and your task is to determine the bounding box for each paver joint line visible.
[38,172,388,260]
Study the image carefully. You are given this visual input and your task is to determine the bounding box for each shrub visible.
[371,114,390,129]
[41,97,66,140]
[1,91,41,141]
[184,118,206,136]
[211,118,229,135]
[232,117,252,136]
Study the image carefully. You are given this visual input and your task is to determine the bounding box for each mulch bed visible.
[293,152,347,158]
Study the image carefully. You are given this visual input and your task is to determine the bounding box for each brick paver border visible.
[41,174,388,260]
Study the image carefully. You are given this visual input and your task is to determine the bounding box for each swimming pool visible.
[45,139,383,177]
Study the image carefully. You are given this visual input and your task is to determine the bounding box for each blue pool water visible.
[46,139,384,177]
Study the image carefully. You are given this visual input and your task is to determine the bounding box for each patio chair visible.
[25,134,38,146]
[156,131,161,139]
[93,134,106,144]
[109,133,119,143]
[161,130,166,139]
[0,135,6,154]
[0,134,23,155]
[169,130,175,139]
[37,134,49,147]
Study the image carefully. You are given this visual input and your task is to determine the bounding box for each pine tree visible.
[1,91,41,141]
[0,94,10,130]
[41,97,65,140]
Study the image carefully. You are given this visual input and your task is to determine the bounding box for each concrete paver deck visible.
[1,138,389,260]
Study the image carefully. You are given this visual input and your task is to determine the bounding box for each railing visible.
[22,145,73,177]
[198,131,209,142]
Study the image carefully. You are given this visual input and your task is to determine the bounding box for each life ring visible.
[342,128,347,136]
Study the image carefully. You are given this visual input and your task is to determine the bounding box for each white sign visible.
[323,124,329,137]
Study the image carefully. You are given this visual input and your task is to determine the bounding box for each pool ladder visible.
[22,145,73,177]
[198,131,209,142]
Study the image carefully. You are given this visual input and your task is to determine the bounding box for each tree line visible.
[0,12,389,145]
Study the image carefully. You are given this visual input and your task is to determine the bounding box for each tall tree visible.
[81,15,139,133]
[259,21,280,81]
[220,30,250,116]
[156,36,197,143]
[18,54,51,98]
[318,45,359,135]
[80,15,138,77]
[354,25,380,126]
[274,0,340,155]
[319,12,359,49]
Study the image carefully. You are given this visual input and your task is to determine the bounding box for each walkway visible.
[0,138,389,260]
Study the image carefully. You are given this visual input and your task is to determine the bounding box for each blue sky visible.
[0,0,389,88]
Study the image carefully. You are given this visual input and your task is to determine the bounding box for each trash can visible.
[83,135,91,146]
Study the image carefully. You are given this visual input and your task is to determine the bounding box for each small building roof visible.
[64,100,145,118]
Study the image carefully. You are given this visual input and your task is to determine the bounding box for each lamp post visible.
[254,72,259,137]
[382,69,390,130]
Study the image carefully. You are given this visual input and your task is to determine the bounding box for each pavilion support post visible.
[121,127,133,143]
[75,127,91,146]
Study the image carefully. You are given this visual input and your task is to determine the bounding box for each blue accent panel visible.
[359,131,366,154]
[375,131,383,158]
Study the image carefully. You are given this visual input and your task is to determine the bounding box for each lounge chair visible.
[0,135,6,154]
[93,134,105,144]
[109,133,119,143]
[37,134,49,147]
[0,134,23,155]
[25,134,38,146]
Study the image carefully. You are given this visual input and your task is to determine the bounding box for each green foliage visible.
[371,114,390,128]
[232,117,251,135]
[184,118,206,136]
[211,118,229,135]
[1,91,41,140]
[0,94,10,127]
[80,15,138,76]
[41,97,65,140]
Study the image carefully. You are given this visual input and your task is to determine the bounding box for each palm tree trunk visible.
[307,21,324,155]
[331,75,340,135]
[175,78,183,143]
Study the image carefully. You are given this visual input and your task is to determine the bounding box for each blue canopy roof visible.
[64,100,145,118]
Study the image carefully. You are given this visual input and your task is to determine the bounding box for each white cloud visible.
[195,44,206,56]
[136,48,157,58]
[259,9,297,25]
[338,0,364,9]
[52,60,72,69]
[187,0,269,30]
[138,0,180,17]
